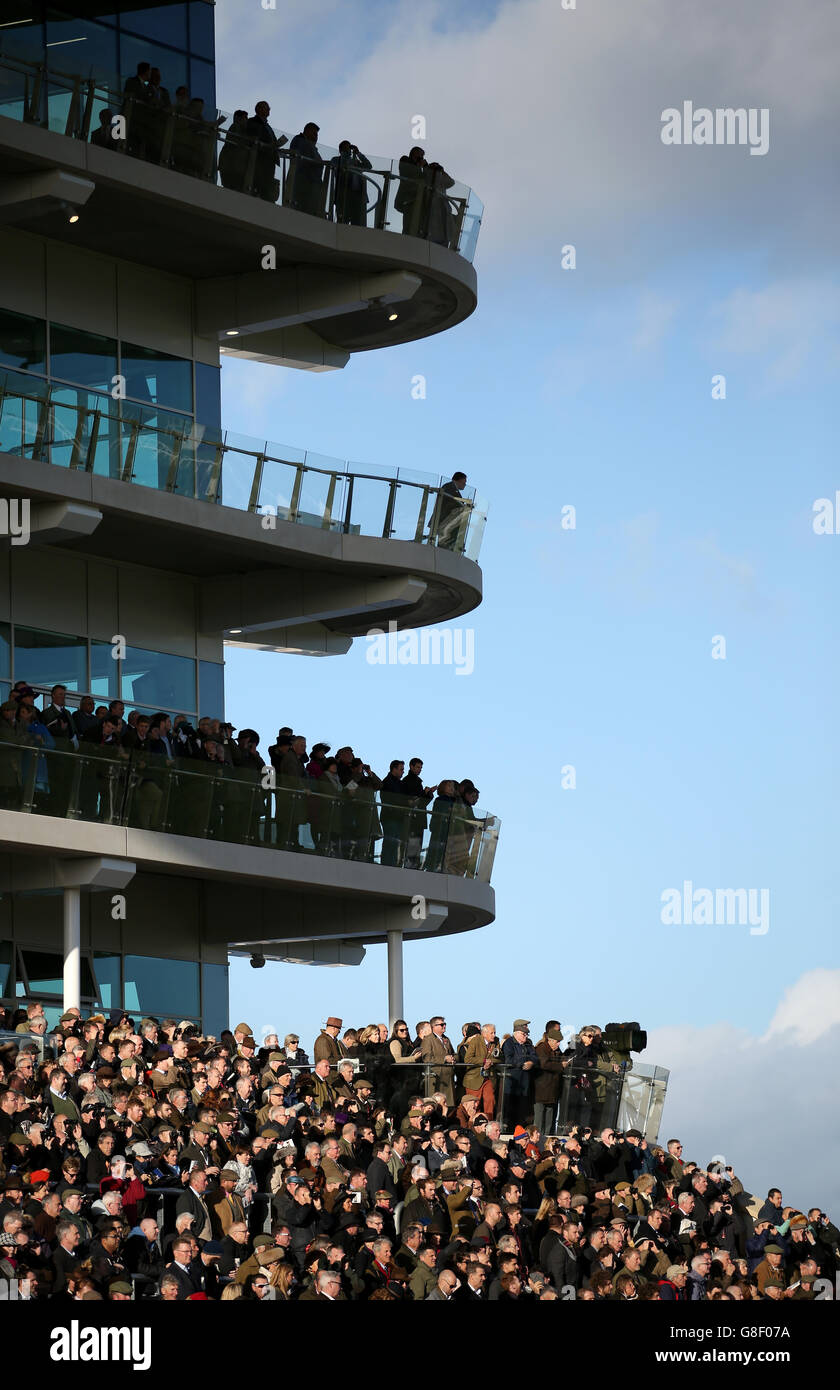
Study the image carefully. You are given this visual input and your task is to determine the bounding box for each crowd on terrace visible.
[0,682,491,873]
[87,59,462,243]
[0,1009,835,1303]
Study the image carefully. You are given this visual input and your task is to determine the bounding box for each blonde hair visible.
[268,1262,295,1296]
[220,1283,243,1300]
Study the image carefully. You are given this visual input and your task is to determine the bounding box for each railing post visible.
[342,473,354,533]
[382,479,398,539]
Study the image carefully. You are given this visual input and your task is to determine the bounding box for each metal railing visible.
[0,368,488,561]
[0,49,483,262]
[0,741,500,884]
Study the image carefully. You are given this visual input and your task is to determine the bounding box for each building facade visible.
[0,0,496,1033]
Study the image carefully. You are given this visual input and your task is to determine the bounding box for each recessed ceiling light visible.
[225,329,239,337]
[388,312,398,321]
[229,628,242,634]
[68,212,79,223]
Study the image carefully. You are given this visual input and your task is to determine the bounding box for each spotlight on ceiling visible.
[388,312,398,321]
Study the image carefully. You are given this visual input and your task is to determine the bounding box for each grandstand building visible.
[0,0,496,1033]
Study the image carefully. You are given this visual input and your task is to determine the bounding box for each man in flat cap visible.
[209,1166,246,1238]
[499,1020,538,1130]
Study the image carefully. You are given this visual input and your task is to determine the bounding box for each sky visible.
[214,0,840,1206]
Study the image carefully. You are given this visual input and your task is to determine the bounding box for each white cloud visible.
[215,0,840,275]
[707,280,840,384]
[648,970,840,1214]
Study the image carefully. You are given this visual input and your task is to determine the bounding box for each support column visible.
[63,885,81,1012]
[386,930,404,1030]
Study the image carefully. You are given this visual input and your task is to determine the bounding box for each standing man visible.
[313,1017,347,1064]
[462,1023,499,1118]
[289,121,325,215]
[501,1020,538,1130]
[246,101,286,201]
[420,1016,456,1105]
[431,472,471,550]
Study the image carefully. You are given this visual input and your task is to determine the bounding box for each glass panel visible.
[346,474,393,538]
[120,340,193,413]
[201,961,228,1036]
[123,404,187,490]
[198,659,224,717]
[90,639,119,700]
[389,480,429,543]
[194,361,220,428]
[21,949,95,997]
[296,463,341,528]
[118,30,187,98]
[0,622,9,677]
[121,646,196,712]
[119,4,188,50]
[0,940,11,997]
[45,14,119,85]
[93,952,121,1010]
[188,2,215,60]
[217,442,258,510]
[49,321,118,393]
[257,453,305,522]
[188,55,214,108]
[13,626,87,692]
[0,307,46,374]
[123,954,198,1017]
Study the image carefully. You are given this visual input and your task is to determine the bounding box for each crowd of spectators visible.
[1,1006,835,1302]
[89,59,460,243]
[0,683,492,873]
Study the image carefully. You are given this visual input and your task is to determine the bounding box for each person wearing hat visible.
[209,1167,247,1239]
[501,1021,538,1130]
[754,1242,788,1295]
[313,1017,347,1064]
[462,1023,500,1119]
[657,1263,689,1300]
[534,1025,567,1136]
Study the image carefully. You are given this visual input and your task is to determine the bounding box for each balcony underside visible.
[0,811,496,945]
[0,449,483,638]
[0,116,478,361]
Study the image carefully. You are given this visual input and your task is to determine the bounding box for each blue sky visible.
[215,1,840,1190]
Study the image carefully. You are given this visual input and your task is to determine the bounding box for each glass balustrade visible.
[0,741,499,885]
[0,367,488,560]
[0,48,483,262]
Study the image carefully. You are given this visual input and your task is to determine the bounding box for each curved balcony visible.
[0,367,488,564]
[0,742,500,886]
[0,51,483,261]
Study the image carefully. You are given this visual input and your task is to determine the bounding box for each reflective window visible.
[120,4,188,50]
[0,682,9,706]
[198,659,224,717]
[0,18,46,67]
[0,940,11,997]
[21,949,96,997]
[188,2,215,61]
[201,961,228,1035]
[90,639,120,700]
[124,954,199,1017]
[49,322,118,393]
[121,646,196,712]
[93,952,121,1010]
[0,622,9,677]
[188,55,214,108]
[118,30,187,95]
[45,15,119,85]
[195,362,221,428]
[121,341,192,414]
[13,626,87,692]
[0,308,47,375]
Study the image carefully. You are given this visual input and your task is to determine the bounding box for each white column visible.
[63,885,81,1012]
[386,930,404,1029]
